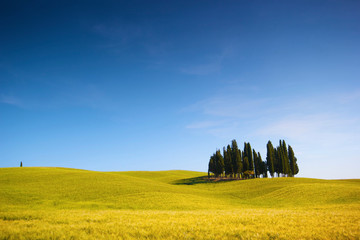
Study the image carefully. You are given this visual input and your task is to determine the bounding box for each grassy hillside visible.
[0,167,359,239]
[1,167,359,210]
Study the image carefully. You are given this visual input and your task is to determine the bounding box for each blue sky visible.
[1,0,359,179]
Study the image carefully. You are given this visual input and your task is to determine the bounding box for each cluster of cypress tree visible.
[208,139,299,179]
[266,140,299,177]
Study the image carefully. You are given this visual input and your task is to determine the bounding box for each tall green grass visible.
[0,167,359,239]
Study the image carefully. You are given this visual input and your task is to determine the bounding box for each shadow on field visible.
[172,176,238,185]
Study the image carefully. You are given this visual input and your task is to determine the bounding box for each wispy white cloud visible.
[181,62,221,75]
[256,113,360,145]
[184,88,360,130]
[186,120,226,129]
[336,89,360,104]
[183,95,271,119]
[92,23,145,46]
[0,94,23,107]
[92,22,172,57]
[180,46,234,76]
[61,83,111,109]
[0,81,119,111]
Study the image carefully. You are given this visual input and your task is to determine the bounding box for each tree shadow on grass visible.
[172,176,239,185]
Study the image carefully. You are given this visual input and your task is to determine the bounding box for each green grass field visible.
[0,167,359,239]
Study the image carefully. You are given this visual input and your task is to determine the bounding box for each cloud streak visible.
[256,113,360,146]
[186,120,225,129]
[180,46,235,76]
[0,95,23,108]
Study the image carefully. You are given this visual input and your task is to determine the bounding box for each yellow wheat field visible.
[0,168,359,239]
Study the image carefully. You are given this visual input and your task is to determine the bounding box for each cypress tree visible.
[253,149,260,178]
[243,142,254,172]
[20,161,23,167]
[274,147,281,177]
[223,146,232,177]
[293,157,299,175]
[237,149,243,178]
[227,145,233,177]
[280,140,290,176]
[243,156,249,178]
[208,154,216,177]
[279,141,285,176]
[266,141,275,177]
[243,143,247,170]
[223,147,227,176]
[288,145,294,176]
[278,146,285,177]
[249,143,254,172]
[242,150,249,172]
[215,149,225,177]
[258,152,267,178]
[288,145,299,176]
[231,140,242,178]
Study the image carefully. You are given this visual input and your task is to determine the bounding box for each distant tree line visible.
[208,139,299,179]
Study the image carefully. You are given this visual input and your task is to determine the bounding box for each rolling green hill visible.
[1,167,359,239]
[1,167,359,210]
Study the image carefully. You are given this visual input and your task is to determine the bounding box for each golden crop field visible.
[0,167,359,239]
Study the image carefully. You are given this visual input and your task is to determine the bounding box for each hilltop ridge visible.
[1,167,359,211]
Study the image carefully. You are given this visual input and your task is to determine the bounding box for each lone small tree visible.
[20,161,23,167]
